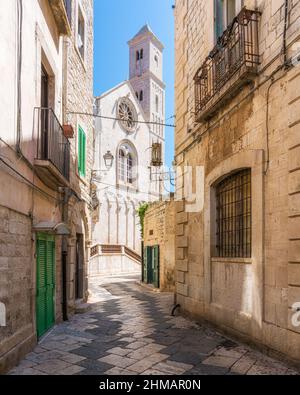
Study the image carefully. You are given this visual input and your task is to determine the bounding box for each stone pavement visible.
[9,275,299,376]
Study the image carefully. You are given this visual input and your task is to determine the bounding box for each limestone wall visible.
[143,200,176,292]
[174,0,300,361]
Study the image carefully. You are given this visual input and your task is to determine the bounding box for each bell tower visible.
[128,25,165,139]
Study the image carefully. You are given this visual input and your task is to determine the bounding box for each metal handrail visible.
[35,107,70,181]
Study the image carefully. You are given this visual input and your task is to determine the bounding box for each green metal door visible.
[153,245,160,289]
[143,246,153,284]
[36,234,55,338]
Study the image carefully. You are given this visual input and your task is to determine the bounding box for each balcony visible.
[34,108,70,190]
[194,8,261,123]
[49,0,72,36]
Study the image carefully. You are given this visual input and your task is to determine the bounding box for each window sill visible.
[211,257,252,265]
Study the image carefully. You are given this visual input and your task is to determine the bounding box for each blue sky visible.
[94,0,175,168]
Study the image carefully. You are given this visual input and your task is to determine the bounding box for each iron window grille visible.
[215,169,251,258]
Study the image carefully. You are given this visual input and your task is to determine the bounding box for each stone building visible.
[143,198,176,292]
[90,25,165,277]
[0,0,94,373]
[174,0,300,362]
[62,0,94,313]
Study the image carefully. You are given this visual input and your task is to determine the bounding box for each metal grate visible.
[194,8,260,121]
[215,169,251,258]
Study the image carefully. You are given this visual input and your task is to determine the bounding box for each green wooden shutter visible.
[78,126,86,177]
[82,130,86,176]
[36,234,55,338]
[153,245,160,289]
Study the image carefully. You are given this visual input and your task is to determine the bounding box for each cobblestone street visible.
[9,276,299,376]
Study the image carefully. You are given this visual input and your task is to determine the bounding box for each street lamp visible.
[92,151,114,181]
[103,151,114,170]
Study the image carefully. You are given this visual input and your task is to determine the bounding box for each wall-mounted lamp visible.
[103,151,114,170]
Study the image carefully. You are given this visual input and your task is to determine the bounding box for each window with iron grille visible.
[215,169,251,258]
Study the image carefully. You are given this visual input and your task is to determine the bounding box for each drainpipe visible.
[283,0,289,66]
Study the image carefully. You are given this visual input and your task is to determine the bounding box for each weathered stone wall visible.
[174,0,300,361]
[0,206,35,372]
[143,200,176,292]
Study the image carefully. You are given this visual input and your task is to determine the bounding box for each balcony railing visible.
[194,8,261,122]
[35,107,70,182]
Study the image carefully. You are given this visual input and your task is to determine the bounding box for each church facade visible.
[90,25,165,276]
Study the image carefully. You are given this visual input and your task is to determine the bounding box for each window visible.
[139,91,143,101]
[155,95,159,113]
[64,0,72,25]
[140,49,144,59]
[136,51,140,62]
[78,126,86,177]
[118,143,137,186]
[77,5,85,59]
[215,169,251,258]
[214,0,243,41]
[154,55,159,67]
[119,149,126,182]
[135,92,139,99]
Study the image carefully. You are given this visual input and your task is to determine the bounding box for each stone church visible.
[90,25,165,276]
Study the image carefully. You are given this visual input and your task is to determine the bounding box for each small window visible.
[136,51,140,62]
[215,169,251,258]
[140,49,144,59]
[77,5,85,60]
[154,55,159,67]
[135,92,139,99]
[78,126,86,177]
[155,95,159,113]
[139,91,143,101]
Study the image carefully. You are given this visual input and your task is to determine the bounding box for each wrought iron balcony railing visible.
[35,107,70,182]
[194,8,261,122]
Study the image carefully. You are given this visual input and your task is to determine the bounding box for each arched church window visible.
[118,143,137,186]
[139,91,143,102]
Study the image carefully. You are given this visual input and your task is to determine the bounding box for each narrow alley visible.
[9,276,299,376]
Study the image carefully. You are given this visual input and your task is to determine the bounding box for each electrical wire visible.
[67,111,176,128]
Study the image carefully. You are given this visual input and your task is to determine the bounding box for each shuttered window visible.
[78,125,86,177]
